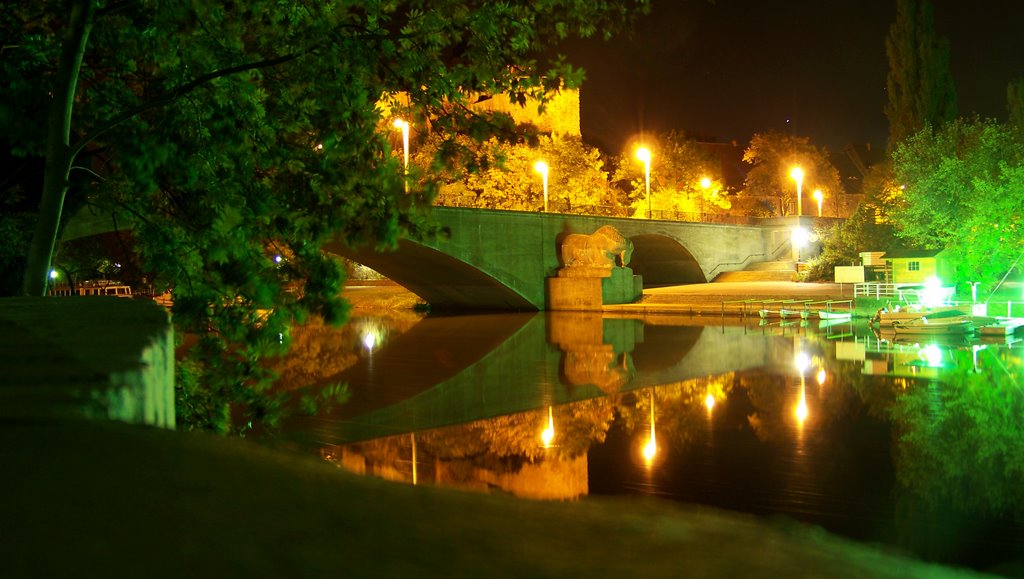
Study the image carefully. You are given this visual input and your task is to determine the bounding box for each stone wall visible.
[0,297,175,428]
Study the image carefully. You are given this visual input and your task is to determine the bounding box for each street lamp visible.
[636,147,652,219]
[393,118,410,192]
[534,160,549,212]
[699,176,712,222]
[790,166,804,216]
[813,189,823,217]
[791,226,809,262]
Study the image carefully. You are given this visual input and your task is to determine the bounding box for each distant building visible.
[468,89,581,138]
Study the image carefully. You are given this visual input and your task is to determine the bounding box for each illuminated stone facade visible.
[468,89,581,137]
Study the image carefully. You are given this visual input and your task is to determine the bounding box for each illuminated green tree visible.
[2,0,647,431]
[419,132,617,214]
[890,118,1024,289]
[884,0,957,151]
[741,131,843,217]
[611,131,730,220]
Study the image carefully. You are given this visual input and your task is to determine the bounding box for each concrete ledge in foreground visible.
[0,297,175,428]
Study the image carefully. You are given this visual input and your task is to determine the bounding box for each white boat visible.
[874,306,964,327]
[892,312,974,335]
[818,310,852,321]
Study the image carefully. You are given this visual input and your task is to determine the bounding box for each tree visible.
[1008,78,1024,137]
[2,0,648,431]
[890,118,1024,290]
[419,132,617,214]
[884,0,957,151]
[741,131,843,217]
[803,163,900,281]
[611,131,729,220]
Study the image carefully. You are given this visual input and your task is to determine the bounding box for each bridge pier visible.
[547,267,642,311]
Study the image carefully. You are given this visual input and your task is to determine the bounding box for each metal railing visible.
[853,283,921,300]
[431,195,762,225]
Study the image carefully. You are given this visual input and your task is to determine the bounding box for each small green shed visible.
[883,249,953,284]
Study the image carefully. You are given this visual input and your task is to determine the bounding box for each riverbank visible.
[2,419,987,578]
[345,280,858,317]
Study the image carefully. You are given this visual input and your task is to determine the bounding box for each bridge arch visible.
[627,234,706,286]
[324,238,535,311]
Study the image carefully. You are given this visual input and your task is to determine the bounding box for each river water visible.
[272,310,1024,575]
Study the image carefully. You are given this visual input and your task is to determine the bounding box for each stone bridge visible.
[63,204,799,311]
[327,207,797,311]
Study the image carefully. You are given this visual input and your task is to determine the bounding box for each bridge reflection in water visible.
[287,312,782,450]
[277,313,1024,572]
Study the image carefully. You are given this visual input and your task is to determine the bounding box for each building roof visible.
[882,249,944,259]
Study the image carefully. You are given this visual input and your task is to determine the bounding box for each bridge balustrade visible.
[432,195,761,225]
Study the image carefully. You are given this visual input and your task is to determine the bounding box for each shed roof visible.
[882,249,944,259]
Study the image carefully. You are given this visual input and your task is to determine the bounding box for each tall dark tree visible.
[884,0,957,151]
[1008,78,1024,136]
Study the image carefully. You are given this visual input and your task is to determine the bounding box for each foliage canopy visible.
[741,131,842,217]
[611,131,730,220]
[890,118,1024,290]
[1,0,647,431]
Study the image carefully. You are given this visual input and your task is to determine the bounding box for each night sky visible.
[559,0,1024,152]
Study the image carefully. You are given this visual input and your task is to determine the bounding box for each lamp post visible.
[393,118,410,192]
[791,226,809,262]
[790,166,804,216]
[534,160,549,212]
[699,176,712,222]
[636,147,652,219]
[813,189,823,217]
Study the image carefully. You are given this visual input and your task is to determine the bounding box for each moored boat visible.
[818,310,852,321]
[874,305,964,327]
[892,313,974,335]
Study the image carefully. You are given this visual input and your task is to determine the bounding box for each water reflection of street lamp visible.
[704,393,715,413]
[534,160,549,212]
[411,433,418,485]
[790,166,804,216]
[795,377,808,424]
[393,118,410,192]
[636,147,652,219]
[541,406,555,448]
[642,389,657,466]
[362,331,377,351]
[794,351,809,425]
[813,189,823,217]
